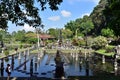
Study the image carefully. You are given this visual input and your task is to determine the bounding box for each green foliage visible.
[14,30,26,42]
[20,44,23,49]
[78,39,86,47]
[0,34,2,41]
[95,49,114,56]
[80,15,94,36]
[4,49,9,56]
[101,28,114,37]
[0,0,63,29]
[27,38,37,44]
[87,36,94,47]
[72,38,79,46]
[25,31,37,44]
[92,36,108,49]
[62,29,73,39]
[103,0,120,36]
[5,57,9,62]
[105,45,115,53]
[64,21,78,36]
[48,28,59,39]
[64,15,94,38]
[90,0,108,35]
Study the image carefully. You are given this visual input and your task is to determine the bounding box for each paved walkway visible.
[0,47,33,59]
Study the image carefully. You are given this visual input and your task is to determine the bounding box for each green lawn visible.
[95,49,114,56]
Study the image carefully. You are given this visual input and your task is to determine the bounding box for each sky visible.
[7,0,100,33]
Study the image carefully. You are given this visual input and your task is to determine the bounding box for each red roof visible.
[39,34,54,39]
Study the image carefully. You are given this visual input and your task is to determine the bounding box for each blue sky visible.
[7,0,100,33]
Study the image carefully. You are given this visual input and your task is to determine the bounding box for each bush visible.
[4,49,9,56]
[92,36,108,50]
[78,40,86,47]
[105,45,115,53]
[72,38,79,46]
[5,57,9,62]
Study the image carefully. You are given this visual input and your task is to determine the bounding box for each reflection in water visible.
[18,58,21,65]
[55,62,64,78]
[23,55,27,70]
[35,62,37,71]
[75,59,78,72]
[30,59,33,76]
[0,52,117,77]
[79,58,83,72]
[34,57,38,72]
[11,55,14,70]
[85,58,89,76]
[0,59,4,77]
[54,50,65,78]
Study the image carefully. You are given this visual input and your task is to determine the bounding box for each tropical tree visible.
[101,28,114,37]
[64,21,77,36]
[90,0,108,35]
[25,31,37,44]
[0,30,11,43]
[92,36,108,50]
[103,0,120,36]
[62,29,73,39]
[48,28,59,39]
[0,0,63,29]
[79,15,94,46]
[14,30,26,42]
[80,15,94,36]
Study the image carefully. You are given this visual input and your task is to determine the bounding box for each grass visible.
[95,49,114,56]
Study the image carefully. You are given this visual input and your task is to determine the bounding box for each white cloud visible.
[21,24,35,31]
[81,13,90,18]
[48,16,60,21]
[61,10,71,17]
[67,0,100,5]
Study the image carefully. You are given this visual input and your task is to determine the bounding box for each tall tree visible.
[90,0,108,35]
[62,29,73,39]
[64,20,78,36]
[48,28,59,39]
[0,0,63,29]
[80,15,94,36]
[14,30,26,42]
[101,28,114,37]
[104,0,120,36]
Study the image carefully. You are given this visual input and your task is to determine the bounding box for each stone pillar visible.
[38,52,40,60]
[102,55,105,64]
[75,53,78,61]
[84,51,86,59]
[27,48,30,56]
[114,55,118,71]
[18,52,21,59]
[24,50,26,56]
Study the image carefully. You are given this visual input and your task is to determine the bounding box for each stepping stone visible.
[50,64,55,66]
[64,63,68,66]
[17,70,22,72]
[47,71,52,73]
[26,72,30,74]
[41,72,47,75]
[34,72,39,74]
[21,70,26,73]
[45,64,48,65]
[52,70,55,72]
